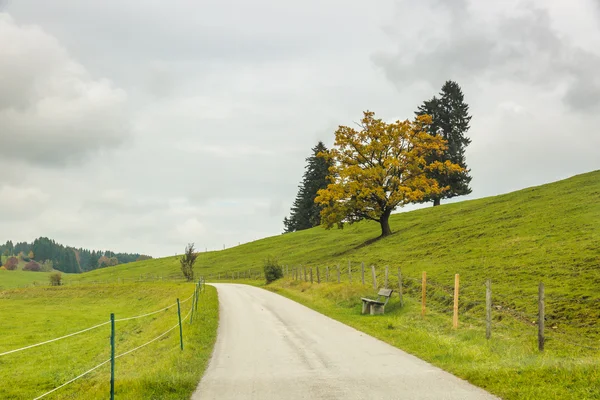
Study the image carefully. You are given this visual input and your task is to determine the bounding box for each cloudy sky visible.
[1,0,599,257]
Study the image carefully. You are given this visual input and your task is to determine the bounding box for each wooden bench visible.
[361,288,393,315]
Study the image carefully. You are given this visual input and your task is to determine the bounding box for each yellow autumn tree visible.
[315,111,463,237]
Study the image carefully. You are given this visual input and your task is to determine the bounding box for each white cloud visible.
[0,13,130,167]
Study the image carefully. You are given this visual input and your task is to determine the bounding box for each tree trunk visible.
[380,210,392,237]
[433,198,441,207]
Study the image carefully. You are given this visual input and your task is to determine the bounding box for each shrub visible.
[5,257,18,270]
[49,272,62,286]
[23,261,41,271]
[40,260,53,272]
[180,243,198,282]
[0,266,6,271]
[263,258,283,284]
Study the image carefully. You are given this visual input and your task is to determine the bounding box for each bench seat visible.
[361,288,393,315]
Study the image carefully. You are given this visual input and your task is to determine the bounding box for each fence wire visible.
[30,292,197,399]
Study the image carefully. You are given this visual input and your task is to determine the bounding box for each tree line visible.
[0,237,151,274]
[284,80,472,237]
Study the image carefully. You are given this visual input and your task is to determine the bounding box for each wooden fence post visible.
[398,267,403,306]
[538,282,545,352]
[348,260,352,283]
[384,266,389,288]
[486,279,492,340]
[316,266,320,284]
[337,264,341,283]
[304,266,307,282]
[421,271,427,316]
[453,274,460,329]
[371,265,377,290]
[361,262,365,285]
[310,267,313,284]
[326,266,329,282]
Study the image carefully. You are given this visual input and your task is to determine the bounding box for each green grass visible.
[67,170,599,330]
[263,279,600,400]
[2,170,599,398]
[0,283,218,399]
[0,269,56,290]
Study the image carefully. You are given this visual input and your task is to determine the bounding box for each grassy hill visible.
[1,170,598,399]
[61,170,599,400]
[72,170,599,309]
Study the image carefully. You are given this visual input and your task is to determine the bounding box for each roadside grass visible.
[264,279,600,400]
[0,283,218,399]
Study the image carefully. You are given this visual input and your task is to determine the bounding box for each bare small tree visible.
[180,243,198,281]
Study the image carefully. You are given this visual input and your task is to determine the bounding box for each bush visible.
[5,257,18,270]
[263,258,283,284]
[0,266,6,271]
[23,261,41,271]
[49,272,62,286]
[180,243,198,282]
[40,260,53,272]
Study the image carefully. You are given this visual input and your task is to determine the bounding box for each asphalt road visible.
[192,283,498,400]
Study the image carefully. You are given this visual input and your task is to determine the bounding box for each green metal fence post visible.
[177,298,183,350]
[197,282,200,305]
[110,313,115,400]
[190,289,196,324]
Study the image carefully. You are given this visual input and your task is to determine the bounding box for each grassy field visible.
[0,282,218,399]
[1,170,598,398]
[0,269,56,290]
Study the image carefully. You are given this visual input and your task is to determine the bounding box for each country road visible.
[192,284,498,400]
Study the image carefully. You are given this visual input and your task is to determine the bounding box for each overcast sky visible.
[1,0,599,257]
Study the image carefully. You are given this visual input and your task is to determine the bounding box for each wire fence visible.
[1,278,206,399]
[209,263,600,353]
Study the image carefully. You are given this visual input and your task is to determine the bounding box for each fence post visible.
[486,279,492,339]
[304,266,307,282]
[538,282,545,352]
[421,271,427,317]
[326,266,329,282]
[371,265,377,290]
[310,267,313,284]
[177,298,183,351]
[337,264,341,283]
[190,289,196,324]
[397,267,403,306]
[110,313,115,400]
[384,266,389,288]
[453,274,460,329]
[361,262,365,285]
[316,266,320,283]
[348,260,352,283]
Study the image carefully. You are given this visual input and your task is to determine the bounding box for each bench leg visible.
[371,304,384,315]
[362,301,370,315]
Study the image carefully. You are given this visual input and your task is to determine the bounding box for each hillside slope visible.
[67,170,600,327]
[75,171,597,275]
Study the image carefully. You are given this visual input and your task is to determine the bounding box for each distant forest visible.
[0,237,151,274]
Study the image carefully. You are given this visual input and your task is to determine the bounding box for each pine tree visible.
[416,80,472,206]
[284,141,332,232]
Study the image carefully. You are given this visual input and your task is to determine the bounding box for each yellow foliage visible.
[315,111,463,235]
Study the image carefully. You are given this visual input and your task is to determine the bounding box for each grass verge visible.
[263,279,600,400]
